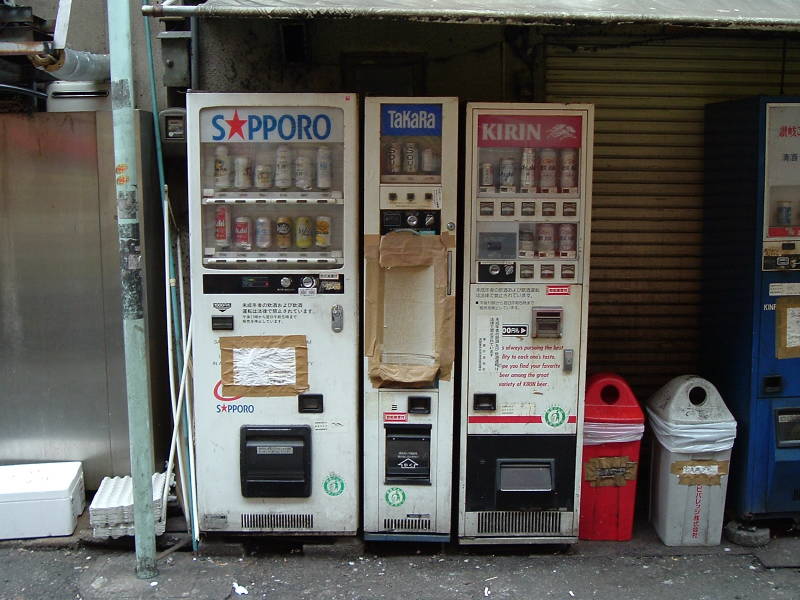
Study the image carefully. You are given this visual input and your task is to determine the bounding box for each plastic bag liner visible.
[583,422,645,445]
[646,408,736,453]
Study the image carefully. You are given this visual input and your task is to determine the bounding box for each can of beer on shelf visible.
[422,148,435,173]
[233,155,252,190]
[254,153,274,189]
[234,216,252,251]
[387,143,402,174]
[274,145,292,189]
[559,148,578,188]
[403,142,419,173]
[295,216,313,249]
[276,217,292,249]
[536,223,556,257]
[520,147,537,189]
[316,146,332,189]
[778,201,793,226]
[499,158,516,187]
[315,216,331,248]
[539,148,558,189]
[213,145,231,190]
[480,163,495,187]
[294,154,312,191]
[255,216,272,249]
[214,205,231,248]
[558,223,577,254]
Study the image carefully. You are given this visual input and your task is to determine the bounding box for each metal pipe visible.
[190,15,199,89]
[106,0,158,579]
[31,48,110,81]
[0,83,47,98]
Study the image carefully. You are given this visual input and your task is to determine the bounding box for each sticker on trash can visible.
[669,460,729,485]
[584,456,638,487]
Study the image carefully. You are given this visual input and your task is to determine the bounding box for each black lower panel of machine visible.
[240,425,311,498]
[465,434,576,512]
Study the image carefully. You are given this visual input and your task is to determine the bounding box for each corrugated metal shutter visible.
[544,34,800,398]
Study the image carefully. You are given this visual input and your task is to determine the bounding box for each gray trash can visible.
[646,375,737,546]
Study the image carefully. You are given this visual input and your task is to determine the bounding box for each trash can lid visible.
[645,374,735,425]
[584,372,644,424]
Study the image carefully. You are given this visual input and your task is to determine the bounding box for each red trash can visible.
[579,373,645,541]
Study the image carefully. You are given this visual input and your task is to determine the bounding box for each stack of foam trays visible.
[89,473,170,538]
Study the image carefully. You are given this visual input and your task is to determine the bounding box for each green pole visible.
[107,0,158,579]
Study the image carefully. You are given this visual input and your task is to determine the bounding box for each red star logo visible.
[225,109,247,140]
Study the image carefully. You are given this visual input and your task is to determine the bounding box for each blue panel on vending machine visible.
[704,97,800,520]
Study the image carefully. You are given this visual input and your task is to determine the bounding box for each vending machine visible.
[704,97,800,522]
[459,103,594,544]
[187,92,359,536]
[362,98,458,542]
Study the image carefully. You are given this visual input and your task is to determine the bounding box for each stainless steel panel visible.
[0,113,112,484]
[0,112,167,489]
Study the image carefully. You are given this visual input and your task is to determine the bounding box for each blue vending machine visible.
[704,97,800,524]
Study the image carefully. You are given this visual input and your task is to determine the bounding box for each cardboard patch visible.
[670,459,729,485]
[364,231,455,387]
[776,296,800,359]
[584,456,638,487]
[219,335,308,397]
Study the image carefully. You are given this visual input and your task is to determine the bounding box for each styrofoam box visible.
[0,462,85,539]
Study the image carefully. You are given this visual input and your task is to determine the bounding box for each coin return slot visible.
[408,395,432,414]
[473,393,497,411]
[298,393,323,413]
[532,308,563,338]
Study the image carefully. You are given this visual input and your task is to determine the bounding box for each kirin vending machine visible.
[704,97,800,523]
[187,92,359,536]
[459,103,594,544]
[362,98,458,541]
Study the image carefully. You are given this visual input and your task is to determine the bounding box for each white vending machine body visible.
[362,98,458,541]
[459,103,594,544]
[187,92,359,535]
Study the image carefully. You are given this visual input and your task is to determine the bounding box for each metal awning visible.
[143,0,800,30]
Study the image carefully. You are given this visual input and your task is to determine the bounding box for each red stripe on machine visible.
[468,416,543,423]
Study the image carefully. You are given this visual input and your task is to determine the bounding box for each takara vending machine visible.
[362,98,458,542]
[704,97,800,521]
[459,103,593,544]
[187,92,359,536]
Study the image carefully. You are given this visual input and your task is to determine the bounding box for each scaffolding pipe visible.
[106,0,158,579]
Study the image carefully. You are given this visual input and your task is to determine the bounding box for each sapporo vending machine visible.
[362,98,458,542]
[704,97,800,522]
[187,92,359,535]
[459,103,593,544]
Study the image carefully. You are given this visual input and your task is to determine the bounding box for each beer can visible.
[403,142,419,174]
[539,148,558,188]
[214,205,231,248]
[294,154,312,191]
[213,145,231,190]
[520,147,537,189]
[316,146,332,190]
[234,216,252,251]
[422,148,435,173]
[499,158,516,187]
[519,230,535,254]
[386,142,402,174]
[255,216,272,249]
[295,216,313,249]
[480,163,495,187]
[276,217,292,249]
[233,155,252,190]
[558,223,577,253]
[536,223,556,257]
[777,201,793,226]
[274,145,292,189]
[315,216,331,248]
[559,148,578,188]
[254,154,274,189]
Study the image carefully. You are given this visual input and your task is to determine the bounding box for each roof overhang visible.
[143,0,800,31]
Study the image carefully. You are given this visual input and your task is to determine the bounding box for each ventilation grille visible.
[383,518,432,531]
[477,511,562,534]
[241,513,314,529]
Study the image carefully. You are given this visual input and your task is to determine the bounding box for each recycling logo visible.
[323,474,345,497]
[544,405,567,427]
[385,487,406,507]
